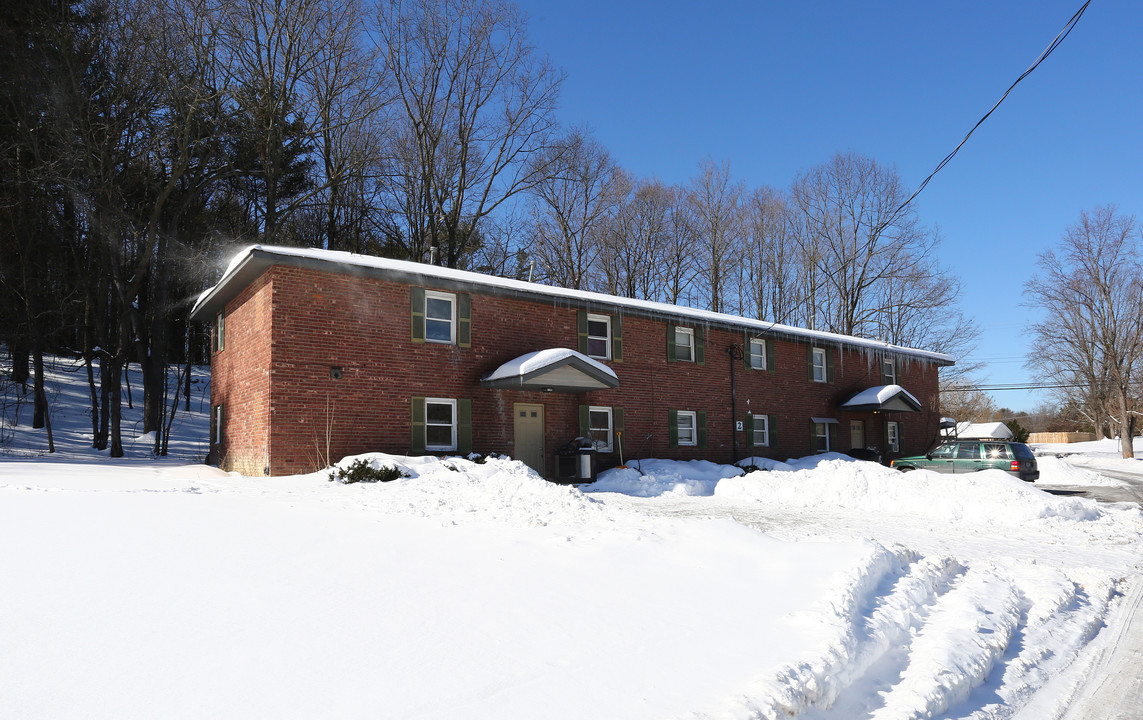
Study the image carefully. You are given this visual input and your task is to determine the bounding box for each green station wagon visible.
[890,440,1039,482]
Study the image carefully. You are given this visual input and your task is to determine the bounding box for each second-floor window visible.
[587,314,611,359]
[675,327,695,363]
[748,338,766,370]
[213,312,225,353]
[425,291,456,344]
[882,358,897,384]
[811,348,827,383]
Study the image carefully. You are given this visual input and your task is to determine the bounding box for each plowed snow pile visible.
[2,450,1141,719]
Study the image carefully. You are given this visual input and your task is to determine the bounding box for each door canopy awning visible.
[839,384,922,413]
[480,349,619,393]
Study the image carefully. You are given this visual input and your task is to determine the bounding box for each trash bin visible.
[577,437,595,481]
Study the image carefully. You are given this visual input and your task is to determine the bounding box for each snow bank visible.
[588,458,744,496]
[320,452,611,527]
[592,454,1108,527]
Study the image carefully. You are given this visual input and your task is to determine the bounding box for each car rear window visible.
[984,443,1010,459]
[1010,443,1035,460]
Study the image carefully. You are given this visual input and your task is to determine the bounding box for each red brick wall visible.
[212,273,274,474]
[212,264,943,475]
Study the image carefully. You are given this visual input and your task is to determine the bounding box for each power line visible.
[891,0,1092,219]
[942,381,1089,393]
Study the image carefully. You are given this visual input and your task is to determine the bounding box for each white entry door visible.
[849,420,865,450]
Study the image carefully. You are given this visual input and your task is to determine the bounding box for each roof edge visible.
[190,245,956,365]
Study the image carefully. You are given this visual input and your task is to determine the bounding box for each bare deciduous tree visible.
[598,177,673,300]
[375,0,563,268]
[1025,206,1143,458]
[688,159,744,314]
[528,130,620,289]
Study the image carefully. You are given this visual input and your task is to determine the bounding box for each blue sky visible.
[516,0,1142,413]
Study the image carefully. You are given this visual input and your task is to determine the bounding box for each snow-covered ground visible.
[2,360,1142,719]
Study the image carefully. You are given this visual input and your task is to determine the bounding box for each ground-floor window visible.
[886,421,900,453]
[677,410,697,446]
[812,419,837,453]
[588,406,613,452]
[425,398,458,451]
[749,413,770,447]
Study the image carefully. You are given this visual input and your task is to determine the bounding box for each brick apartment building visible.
[189,245,952,477]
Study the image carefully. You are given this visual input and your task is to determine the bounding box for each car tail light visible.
[889,460,896,467]
[1011,460,1020,472]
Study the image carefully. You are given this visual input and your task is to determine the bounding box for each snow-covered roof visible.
[481,349,619,392]
[955,422,1014,440]
[190,245,955,365]
[839,384,923,413]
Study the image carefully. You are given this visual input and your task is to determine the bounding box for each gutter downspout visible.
[727,342,743,461]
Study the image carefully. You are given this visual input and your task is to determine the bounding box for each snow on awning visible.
[839,384,922,413]
[810,417,839,424]
[480,349,619,393]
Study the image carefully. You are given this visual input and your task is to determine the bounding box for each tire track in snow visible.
[721,549,967,719]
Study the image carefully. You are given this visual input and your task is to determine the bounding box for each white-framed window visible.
[752,414,769,446]
[424,290,456,344]
[675,327,695,362]
[588,406,613,452]
[886,421,900,453]
[425,398,457,451]
[883,358,896,384]
[213,404,223,445]
[587,314,611,360]
[814,421,830,452]
[811,347,827,383]
[213,312,225,353]
[749,338,766,370]
[677,410,697,446]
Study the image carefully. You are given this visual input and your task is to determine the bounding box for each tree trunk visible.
[32,345,46,429]
[85,355,98,443]
[97,353,110,451]
[108,355,123,458]
[9,341,30,384]
[1119,391,1135,459]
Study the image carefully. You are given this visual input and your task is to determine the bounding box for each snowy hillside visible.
[2,361,1142,719]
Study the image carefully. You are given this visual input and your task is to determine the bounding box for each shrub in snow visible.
[328,459,409,484]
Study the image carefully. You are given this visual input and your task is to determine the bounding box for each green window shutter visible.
[411,397,426,452]
[668,409,679,447]
[743,335,753,370]
[458,399,472,454]
[811,420,822,453]
[769,415,777,446]
[410,287,426,343]
[899,423,905,454]
[826,348,835,383]
[613,407,624,433]
[807,345,815,381]
[744,412,754,442]
[666,324,677,362]
[695,328,705,366]
[697,411,707,448]
[457,293,471,348]
[766,339,776,373]
[578,404,590,437]
[577,310,588,354]
[611,315,623,362]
